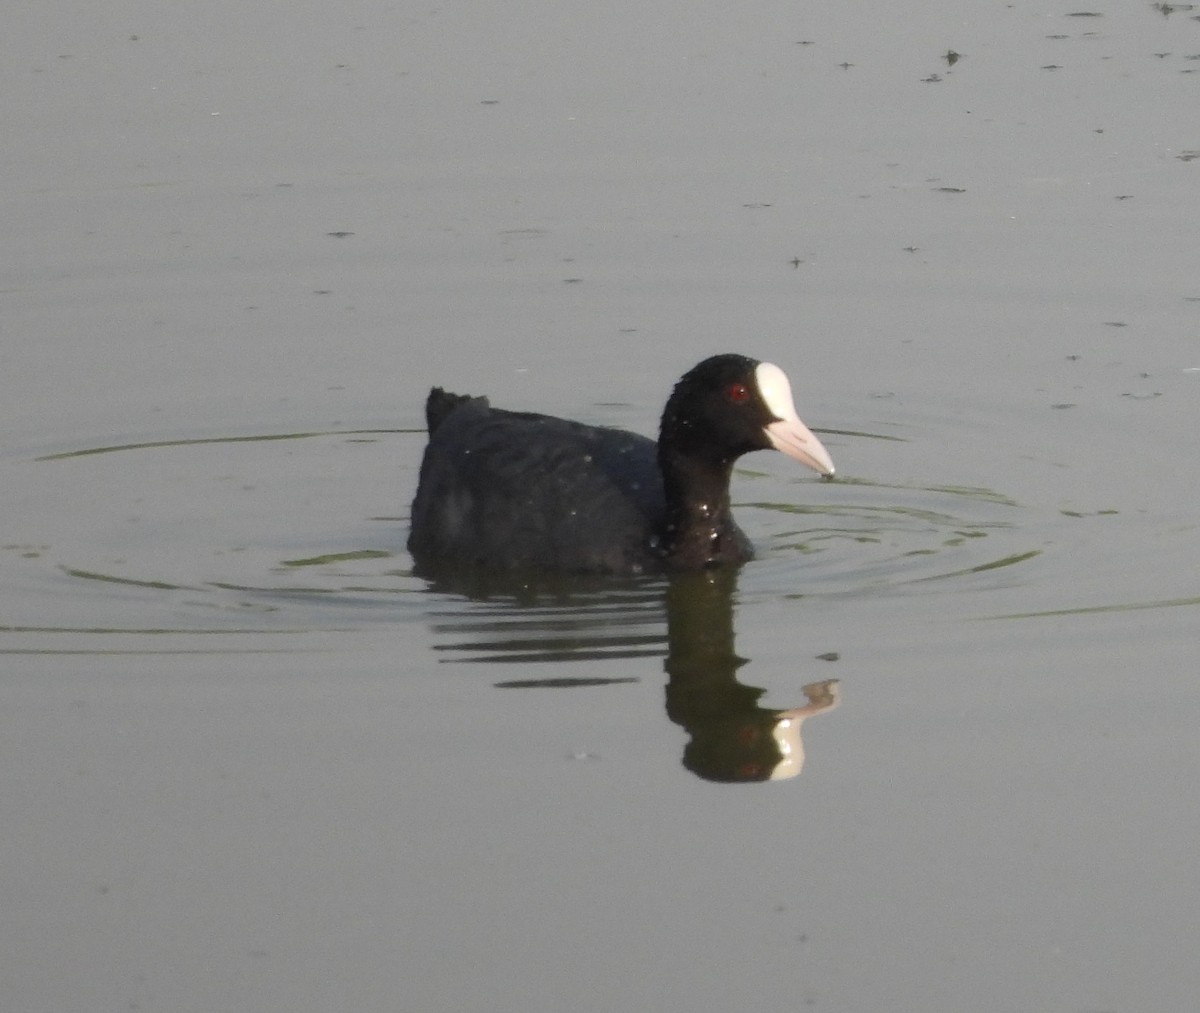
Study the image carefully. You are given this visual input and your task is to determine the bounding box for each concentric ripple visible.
[738,474,1039,600]
[5,425,1046,659]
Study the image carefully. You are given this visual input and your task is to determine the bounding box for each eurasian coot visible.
[407,354,834,574]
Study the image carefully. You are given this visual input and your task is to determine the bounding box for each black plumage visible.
[407,354,834,575]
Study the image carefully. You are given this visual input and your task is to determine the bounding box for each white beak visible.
[757,362,836,477]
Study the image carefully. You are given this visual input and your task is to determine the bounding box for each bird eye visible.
[727,382,750,403]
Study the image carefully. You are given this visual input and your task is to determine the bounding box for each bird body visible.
[408,355,834,575]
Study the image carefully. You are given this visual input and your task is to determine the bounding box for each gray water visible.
[4,3,1200,1011]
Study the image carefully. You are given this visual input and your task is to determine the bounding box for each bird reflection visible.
[664,568,839,783]
[418,565,840,783]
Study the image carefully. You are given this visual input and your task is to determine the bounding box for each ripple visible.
[33,428,411,462]
[7,424,1048,657]
[420,575,669,664]
[738,476,1040,599]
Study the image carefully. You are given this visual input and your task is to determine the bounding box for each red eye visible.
[727,382,750,403]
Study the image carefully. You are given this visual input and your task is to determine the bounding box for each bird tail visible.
[424,387,477,433]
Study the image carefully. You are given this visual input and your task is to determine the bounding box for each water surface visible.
[4,3,1200,1011]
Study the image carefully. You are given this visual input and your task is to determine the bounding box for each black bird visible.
[407,354,835,574]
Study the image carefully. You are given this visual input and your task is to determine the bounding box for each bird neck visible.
[657,449,747,568]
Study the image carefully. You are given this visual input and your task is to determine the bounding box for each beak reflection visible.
[425,566,843,784]
[664,568,840,783]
